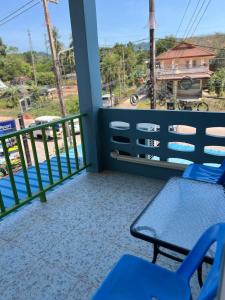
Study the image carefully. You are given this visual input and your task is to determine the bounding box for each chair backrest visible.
[220,160,225,170]
[176,223,225,300]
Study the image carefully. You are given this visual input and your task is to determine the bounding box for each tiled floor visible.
[0,171,203,299]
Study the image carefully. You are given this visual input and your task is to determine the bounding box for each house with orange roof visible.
[156,42,215,98]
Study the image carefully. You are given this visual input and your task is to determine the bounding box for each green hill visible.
[135,33,225,53]
[187,33,225,52]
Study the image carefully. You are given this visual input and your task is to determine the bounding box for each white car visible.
[28,116,62,139]
[102,94,115,107]
[73,118,80,134]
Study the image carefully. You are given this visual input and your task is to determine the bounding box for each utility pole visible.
[149,0,156,109]
[18,114,32,167]
[27,29,37,86]
[42,0,67,117]
[122,47,126,91]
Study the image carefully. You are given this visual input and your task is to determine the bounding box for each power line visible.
[183,0,206,39]
[189,0,213,37]
[182,0,203,38]
[174,0,206,59]
[0,0,37,24]
[176,0,192,37]
[0,1,40,27]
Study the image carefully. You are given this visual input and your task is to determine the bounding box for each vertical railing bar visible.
[1,138,19,205]
[0,191,6,213]
[62,122,72,175]
[41,128,54,185]
[29,132,46,202]
[70,119,80,171]
[79,116,87,166]
[52,126,63,180]
[16,135,32,197]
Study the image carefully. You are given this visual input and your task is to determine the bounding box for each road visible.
[116,98,136,109]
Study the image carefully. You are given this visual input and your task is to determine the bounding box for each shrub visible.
[66,96,79,114]
[209,68,225,97]
[36,71,55,86]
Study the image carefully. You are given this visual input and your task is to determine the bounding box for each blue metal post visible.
[68,0,103,172]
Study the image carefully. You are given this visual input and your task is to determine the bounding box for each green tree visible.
[209,68,225,97]
[23,51,38,65]
[66,96,79,114]
[28,84,40,103]
[36,71,55,85]
[156,36,177,55]
[210,49,225,71]
[0,38,7,56]
[36,56,53,73]
[0,55,32,81]
[52,26,64,55]
[3,86,20,108]
[101,52,122,85]
[136,50,148,65]
[124,42,137,85]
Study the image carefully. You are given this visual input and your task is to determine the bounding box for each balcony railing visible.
[156,66,209,76]
[100,108,225,179]
[0,114,89,218]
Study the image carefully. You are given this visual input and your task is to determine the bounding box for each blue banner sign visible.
[0,120,17,136]
[0,120,21,176]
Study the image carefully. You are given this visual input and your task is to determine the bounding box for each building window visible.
[193,60,197,67]
[186,61,189,68]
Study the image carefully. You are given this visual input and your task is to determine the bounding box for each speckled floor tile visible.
[0,171,203,299]
[0,239,41,289]
[1,259,81,300]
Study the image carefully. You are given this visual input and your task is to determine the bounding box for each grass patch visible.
[29,95,79,118]
[0,95,80,120]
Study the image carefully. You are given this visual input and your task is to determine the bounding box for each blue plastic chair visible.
[92,223,225,300]
[182,160,225,185]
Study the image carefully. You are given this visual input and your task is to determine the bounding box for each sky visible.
[0,0,225,52]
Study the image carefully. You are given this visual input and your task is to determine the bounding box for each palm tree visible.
[0,38,6,56]
[3,86,20,108]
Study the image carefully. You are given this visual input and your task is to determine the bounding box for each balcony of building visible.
[156,66,211,81]
[0,0,225,299]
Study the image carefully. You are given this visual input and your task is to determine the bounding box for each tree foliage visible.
[210,49,225,71]
[100,42,147,89]
[156,36,177,55]
[0,38,7,56]
[209,68,225,97]
[2,86,20,108]
[53,26,64,55]
[36,71,55,86]
[0,55,32,81]
[66,96,79,114]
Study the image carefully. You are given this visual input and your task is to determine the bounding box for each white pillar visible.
[173,81,178,99]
